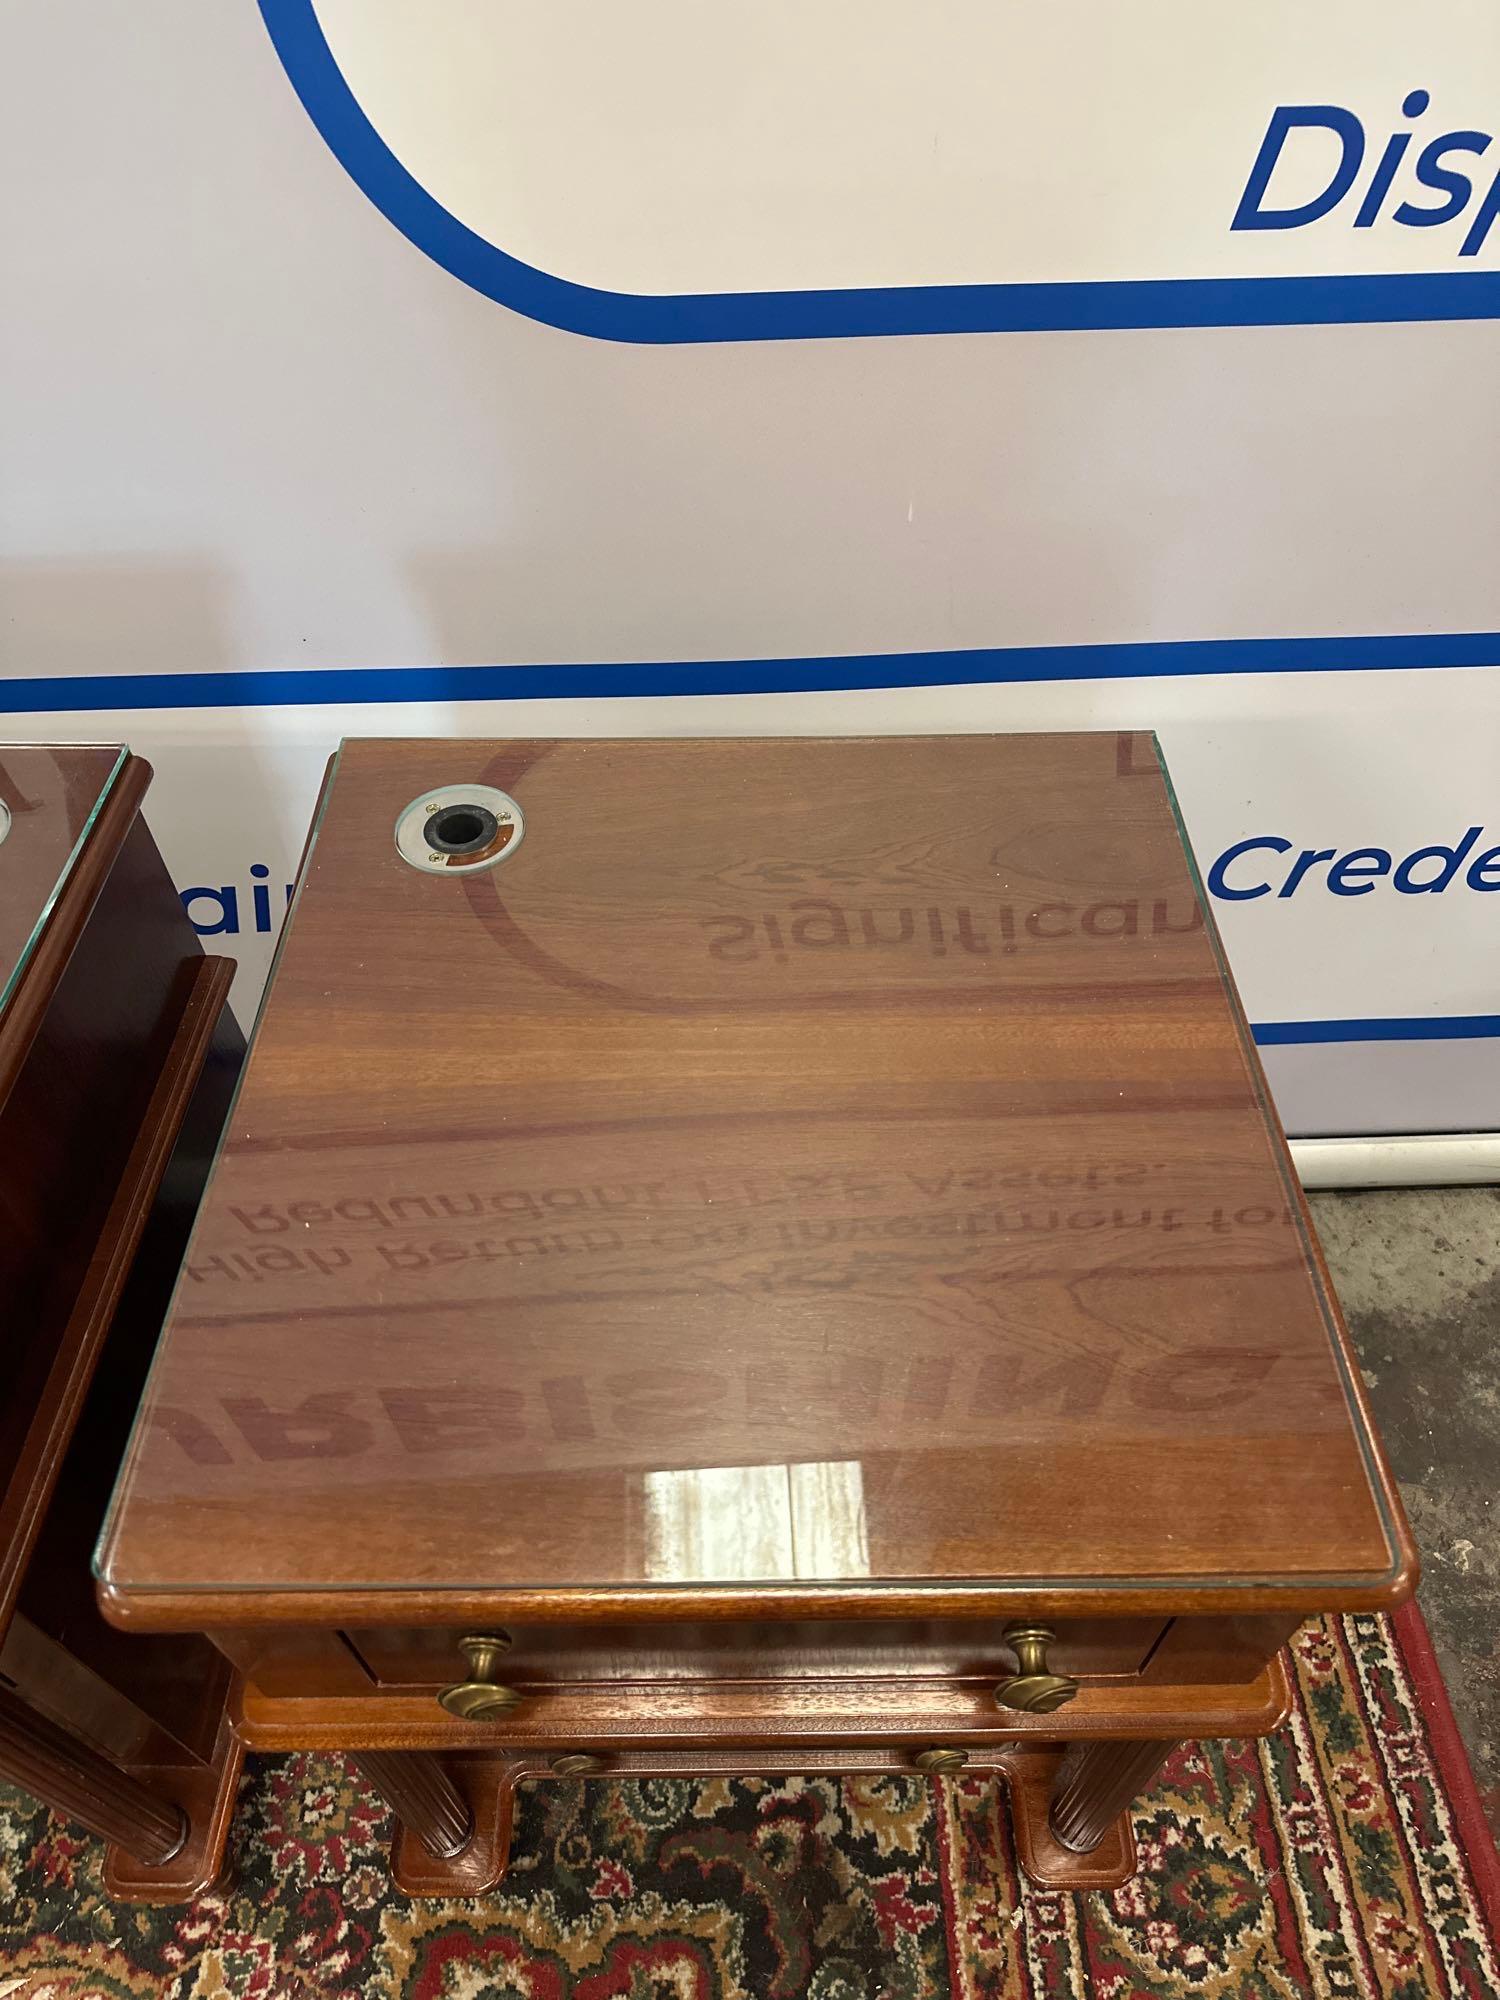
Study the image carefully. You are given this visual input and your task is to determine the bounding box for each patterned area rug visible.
[1,1610,1496,2000]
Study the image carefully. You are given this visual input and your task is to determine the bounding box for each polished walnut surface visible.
[98,734,1413,1618]
[0,746,126,1010]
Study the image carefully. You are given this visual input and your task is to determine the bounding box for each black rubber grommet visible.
[423,803,500,856]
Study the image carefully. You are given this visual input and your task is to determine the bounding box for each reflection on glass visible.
[91,736,1405,1603]
[644,1460,871,1583]
[0,745,128,1012]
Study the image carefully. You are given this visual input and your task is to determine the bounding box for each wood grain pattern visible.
[354,1749,473,1858]
[208,1612,1289,1704]
[384,1754,517,1897]
[86,732,1374,1893]
[2,770,196,1601]
[1,952,235,1628]
[230,1646,1292,1753]
[1,747,245,1897]
[0,1612,205,1771]
[343,1614,1166,1688]
[1001,1744,1139,1890]
[0,744,126,1034]
[99,734,1415,1622]
[1048,1736,1179,1853]
[377,1742,1144,1897]
[101,1710,245,1905]
[0,1678,185,1864]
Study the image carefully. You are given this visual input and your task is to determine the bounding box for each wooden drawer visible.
[342,1617,1166,1690]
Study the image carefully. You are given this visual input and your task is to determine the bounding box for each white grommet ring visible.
[395,784,525,873]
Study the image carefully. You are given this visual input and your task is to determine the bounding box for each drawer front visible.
[343,1617,1166,1690]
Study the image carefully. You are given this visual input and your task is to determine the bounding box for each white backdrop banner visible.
[3,1,1499,1137]
[266,0,1500,328]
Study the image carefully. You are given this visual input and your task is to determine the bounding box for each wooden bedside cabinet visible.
[95,733,1416,1895]
[0,745,243,1899]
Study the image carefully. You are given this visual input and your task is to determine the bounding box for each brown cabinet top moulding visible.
[0,744,131,1053]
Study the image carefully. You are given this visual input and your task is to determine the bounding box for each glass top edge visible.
[97,1561,1409,1601]
[0,743,129,1014]
[1150,733,1411,1592]
[92,743,345,1585]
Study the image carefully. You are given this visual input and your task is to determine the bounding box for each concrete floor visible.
[1311,1187,1500,1846]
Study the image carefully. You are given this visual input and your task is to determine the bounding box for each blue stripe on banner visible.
[1253,1015,1500,1046]
[6,634,1495,1054]
[3,629,1499,715]
[259,0,1500,341]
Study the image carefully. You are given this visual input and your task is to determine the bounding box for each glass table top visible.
[0,745,128,1015]
[97,733,1407,1611]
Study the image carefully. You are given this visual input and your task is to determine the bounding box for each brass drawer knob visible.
[437,1633,523,1721]
[913,1748,969,1774]
[550,1753,608,1777]
[993,1622,1079,1714]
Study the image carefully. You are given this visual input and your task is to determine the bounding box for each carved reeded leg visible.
[1048,1738,1179,1854]
[102,1723,246,1903]
[0,1682,186,1862]
[359,1753,520,1898]
[355,1750,473,1857]
[993,1743,1136,1889]
[346,1743,1175,1898]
